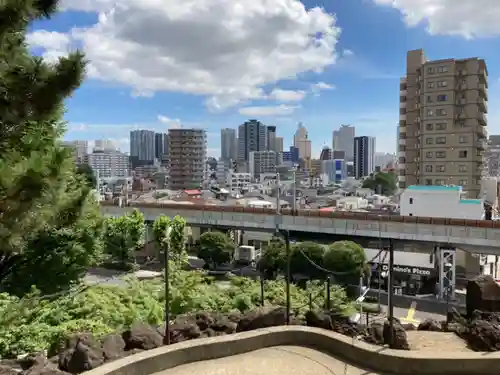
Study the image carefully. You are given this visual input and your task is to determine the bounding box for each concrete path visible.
[153,346,382,375]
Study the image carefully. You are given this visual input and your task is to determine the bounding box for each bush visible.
[0,266,353,357]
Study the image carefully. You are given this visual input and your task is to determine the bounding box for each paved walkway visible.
[153,346,382,375]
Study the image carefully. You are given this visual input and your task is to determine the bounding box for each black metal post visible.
[284,231,291,325]
[163,243,170,345]
[388,240,395,347]
[326,276,331,310]
[260,274,265,306]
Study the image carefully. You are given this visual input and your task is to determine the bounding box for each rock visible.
[122,322,163,350]
[167,315,202,344]
[418,319,442,332]
[194,312,214,330]
[364,322,384,345]
[463,318,500,351]
[57,333,104,374]
[210,314,237,334]
[466,275,500,317]
[101,334,126,361]
[24,365,71,375]
[236,307,287,332]
[305,310,332,330]
[383,318,410,350]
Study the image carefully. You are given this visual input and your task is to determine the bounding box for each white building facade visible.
[85,149,129,178]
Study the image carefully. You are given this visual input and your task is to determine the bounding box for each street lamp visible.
[163,226,172,345]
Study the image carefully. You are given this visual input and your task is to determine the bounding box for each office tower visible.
[130,129,155,167]
[154,133,168,160]
[267,126,276,151]
[354,136,376,179]
[220,128,237,161]
[274,136,284,153]
[320,146,333,160]
[167,128,207,190]
[332,125,355,161]
[249,150,277,179]
[237,119,267,162]
[399,49,488,197]
[322,159,346,183]
[375,152,397,169]
[85,149,129,178]
[93,139,116,151]
[293,122,312,160]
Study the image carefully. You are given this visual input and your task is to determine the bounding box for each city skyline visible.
[28,0,499,158]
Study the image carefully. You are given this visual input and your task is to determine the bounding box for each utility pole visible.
[292,171,297,215]
[163,227,172,345]
[387,239,395,347]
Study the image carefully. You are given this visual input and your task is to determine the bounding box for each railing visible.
[101,200,500,229]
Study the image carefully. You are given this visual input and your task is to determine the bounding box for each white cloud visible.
[343,49,354,56]
[26,30,72,63]
[311,81,335,95]
[373,0,500,39]
[30,0,340,111]
[269,89,306,102]
[157,115,182,129]
[238,104,298,116]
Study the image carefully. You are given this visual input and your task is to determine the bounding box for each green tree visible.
[103,210,145,268]
[290,241,325,280]
[153,215,187,265]
[361,171,398,195]
[323,241,367,284]
[257,238,286,278]
[197,231,234,268]
[0,0,100,289]
[76,163,97,188]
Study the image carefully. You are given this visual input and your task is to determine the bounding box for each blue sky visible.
[27,0,500,157]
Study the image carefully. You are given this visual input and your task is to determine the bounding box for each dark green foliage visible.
[0,0,102,293]
[361,171,398,195]
[197,231,234,268]
[257,238,286,278]
[290,241,325,279]
[323,241,368,284]
[76,163,97,188]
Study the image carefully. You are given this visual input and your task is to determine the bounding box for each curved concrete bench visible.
[83,326,500,375]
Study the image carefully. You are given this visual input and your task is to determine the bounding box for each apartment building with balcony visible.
[398,49,488,198]
[167,129,207,190]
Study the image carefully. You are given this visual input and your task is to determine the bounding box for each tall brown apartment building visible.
[398,49,488,198]
[167,128,207,190]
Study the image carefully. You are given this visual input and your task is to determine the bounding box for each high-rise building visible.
[320,146,333,160]
[487,135,500,177]
[130,130,155,167]
[237,120,267,162]
[398,49,488,197]
[154,133,168,160]
[220,128,237,161]
[249,150,277,179]
[167,128,207,190]
[84,149,129,178]
[62,140,88,164]
[267,126,276,151]
[354,136,376,179]
[332,125,355,161]
[293,122,311,160]
[94,139,116,151]
[274,137,284,153]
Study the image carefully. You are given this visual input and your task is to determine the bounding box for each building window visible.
[436,109,447,116]
[427,95,433,103]
[426,151,433,158]
[435,179,445,185]
[427,82,435,89]
[437,94,447,101]
[425,179,432,185]
[436,137,446,144]
[426,123,434,130]
[459,179,468,186]
[409,198,414,204]
[459,136,468,143]
[436,165,445,172]
[438,66,449,73]
[436,151,446,158]
[459,150,468,158]
[426,137,433,144]
[425,165,433,172]
[427,109,434,116]
[437,80,448,87]
[427,67,435,74]
[436,122,447,130]
[459,165,467,172]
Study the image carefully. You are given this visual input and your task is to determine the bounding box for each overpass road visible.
[154,345,384,375]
